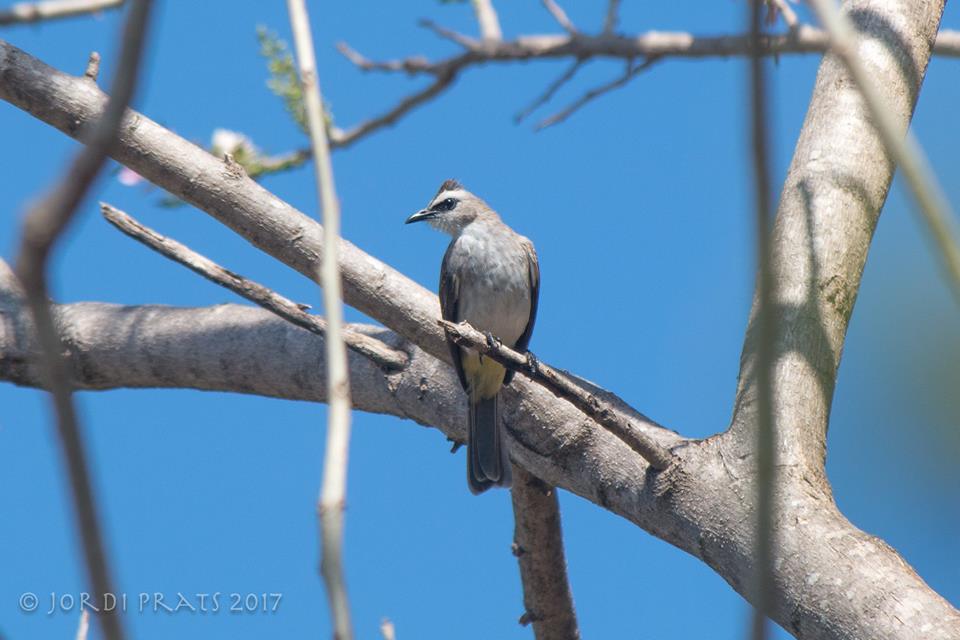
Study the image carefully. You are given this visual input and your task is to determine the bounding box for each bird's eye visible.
[434,198,457,212]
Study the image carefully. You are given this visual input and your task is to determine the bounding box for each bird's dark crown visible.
[434,179,464,198]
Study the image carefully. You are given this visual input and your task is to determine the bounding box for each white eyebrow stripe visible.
[431,189,469,207]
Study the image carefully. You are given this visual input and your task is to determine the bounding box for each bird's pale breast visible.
[451,227,532,347]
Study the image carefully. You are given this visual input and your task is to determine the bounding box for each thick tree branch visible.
[726,0,957,637]
[439,319,674,470]
[0,0,123,26]
[807,0,960,304]
[1,278,958,640]
[100,203,406,370]
[511,466,579,640]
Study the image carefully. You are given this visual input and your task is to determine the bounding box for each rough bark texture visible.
[511,466,580,640]
[1,0,959,635]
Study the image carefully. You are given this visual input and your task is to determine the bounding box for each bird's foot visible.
[485,331,502,350]
[525,351,540,375]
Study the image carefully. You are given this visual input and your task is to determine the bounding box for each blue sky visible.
[1,1,958,639]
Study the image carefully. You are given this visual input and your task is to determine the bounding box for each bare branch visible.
[335,41,438,74]
[536,56,660,130]
[807,0,960,305]
[748,2,776,638]
[338,28,960,80]
[287,1,354,638]
[249,147,310,177]
[439,319,674,470]
[515,58,584,123]
[418,19,478,49]
[100,203,406,370]
[602,0,620,34]
[11,4,151,640]
[769,0,798,31]
[511,466,579,640]
[330,69,458,149]
[83,51,100,81]
[331,26,960,145]
[471,0,502,41]
[541,0,576,35]
[0,0,123,26]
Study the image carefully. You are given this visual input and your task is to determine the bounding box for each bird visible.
[406,179,540,494]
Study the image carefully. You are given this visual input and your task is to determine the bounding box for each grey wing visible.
[504,239,539,385]
[440,243,469,391]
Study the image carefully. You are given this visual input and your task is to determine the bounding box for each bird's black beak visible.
[405,208,436,224]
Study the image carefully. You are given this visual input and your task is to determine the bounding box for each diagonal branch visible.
[100,203,406,370]
[807,0,960,305]
[0,0,123,26]
[419,18,479,49]
[470,0,501,41]
[536,56,660,130]
[330,68,458,150]
[10,4,152,640]
[541,0,576,35]
[439,319,674,470]
[515,58,585,123]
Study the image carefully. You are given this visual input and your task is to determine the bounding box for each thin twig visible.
[286,1,355,639]
[511,466,580,639]
[0,0,123,26]
[748,1,776,639]
[603,0,621,34]
[470,0,502,41]
[338,28,960,82]
[331,69,458,149]
[100,203,407,370]
[335,41,441,74]
[515,58,585,122]
[418,19,478,49]
[541,0,576,35]
[12,3,152,640]
[248,147,311,178]
[769,0,798,31]
[333,26,960,146]
[439,319,674,470]
[83,51,100,81]
[807,0,960,305]
[536,56,660,130]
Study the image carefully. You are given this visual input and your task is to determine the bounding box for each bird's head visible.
[405,179,493,234]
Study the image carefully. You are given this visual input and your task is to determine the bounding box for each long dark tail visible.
[467,393,512,494]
